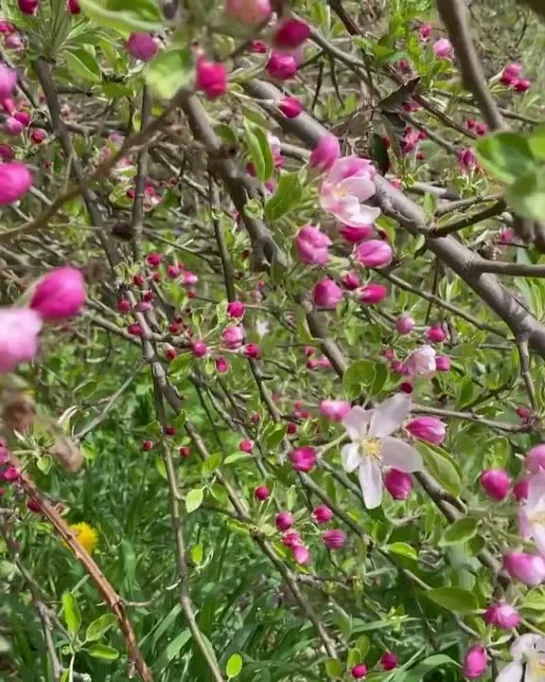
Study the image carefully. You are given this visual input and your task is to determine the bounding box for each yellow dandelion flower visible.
[68,522,99,555]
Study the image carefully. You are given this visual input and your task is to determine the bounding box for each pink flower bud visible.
[395,315,415,335]
[319,399,350,422]
[282,530,301,548]
[0,307,42,373]
[526,444,545,473]
[215,356,229,373]
[278,95,303,118]
[275,511,294,531]
[351,664,367,679]
[292,545,310,564]
[227,300,245,318]
[18,0,38,14]
[14,111,30,127]
[463,645,488,679]
[4,117,23,136]
[266,52,297,80]
[5,34,23,49]
[181,271,198,286]
[406,345,436,377]
[419,23,432,40]
[341,271,361,290]
[357,283,388,304]
[30,267,86,320]
[483,602,520,629]
[433,37,453,59]
[503,63,522,79]
[313,504,333,524]
[475,122,487,136]
[225,0,271,26]
[191,341,208,357]
[0,21,14,34]
[273,19,310,50]
[313,278,343,309]
[339,225,373,243]
[127,323,143,336]
[406,417,446,445]
[426,325,446,343]
[2,465,19,482]
[322,528,346,550]
[255,485,270,501]
[146,252,161,267]
[309,133,340,173]
[384,468,413,500]
[222,325,245,350]
[30,128,46,144]
[239,439,254,453]
[458,147,476,170]
[0,448,9,466]
[514,78,531,92]
[504,551,545,585]
[68,0,81,13]
[513,478,529,501]
[127,33,158,62]
[242,343,261,359]
[380,652,398,671]
[27,498,41,513]
[117,299,131,314]
[289,446,317,472]
[295,225,331,265]
[435,355,451,372]
[196,57,228,99]
[355,239,393,268]
[0,144,14,161]
[480,469,510,501]
[0,162,33,205]
[0,64,17,101]
[248,39,268,53]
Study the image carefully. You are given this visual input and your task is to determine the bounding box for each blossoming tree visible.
[2,0,545,680]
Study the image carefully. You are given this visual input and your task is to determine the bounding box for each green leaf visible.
[243,121,266,182]
[426,587,478,614]
[226,653,243,678]
[528,125,545,160]
[169,352,193,378]
[88,643,120,660]
[64,49,102,83]
[264,172,303,221]
[191,543,204,565]
[146,49,194,100]
[202,452,222,475]
[402,654,459,682]
[62,592,81,636]
[79,0,163,33]
[387,542,418,560]
[417,442,462,497]
[354,634,370,658]
[253,126,274,182]
[506,171,545,223]
[224,452,250,465]
[343,360,376,400]
[441,518,478,546]
[325,658,343,678]
[85,614,117,642]
[476,132,536,184]
[186,487,204,513]
[154,628,190,668]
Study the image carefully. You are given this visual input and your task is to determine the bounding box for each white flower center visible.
[360,437,381,461]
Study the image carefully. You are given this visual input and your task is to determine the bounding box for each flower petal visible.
[358,459,383,509]
[342,405,371,440]
[511,634,543,659]
[339,206,382,228]
[341,443,360,473]
[381,437,423,472]
[528,470,545,509]
[496,662,523,682]
[369,394,412,438]
[533,522,545,556]
[337,176,376,201]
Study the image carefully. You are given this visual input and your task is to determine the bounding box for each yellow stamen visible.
[361,438,381,460]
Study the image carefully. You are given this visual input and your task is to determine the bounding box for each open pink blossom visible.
[496,634,545,682]
[0,307,42,372]
[341,394,422,508]
[406,345,436,377]
[319,156,381,228]
[519,470,545,555]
